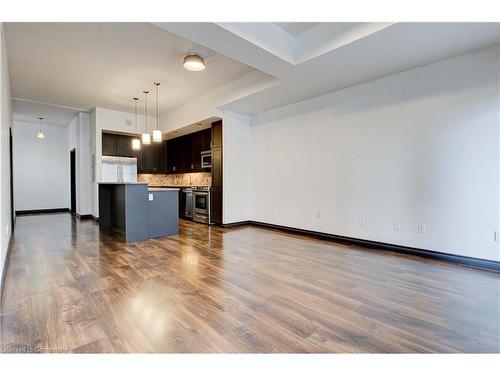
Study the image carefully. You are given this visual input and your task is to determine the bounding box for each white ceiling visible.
[275,22,320,36]
[5,22,500,130]
[156,22,500,115]
[13,98,81,126]
[4,22,254,116]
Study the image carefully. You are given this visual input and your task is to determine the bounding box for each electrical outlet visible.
[316,211,321,219]
[495,231,500,242]
[148,193,154,201]
[393,222,400,231]
[418,224,426,233]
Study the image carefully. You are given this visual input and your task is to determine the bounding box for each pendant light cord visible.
[143,91,149,133]
[133,97,139,134]
[154,82,160,130]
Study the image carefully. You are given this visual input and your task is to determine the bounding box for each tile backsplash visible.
[138,172,211,187]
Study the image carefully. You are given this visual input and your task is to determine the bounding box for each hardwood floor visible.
[1,213,499,353]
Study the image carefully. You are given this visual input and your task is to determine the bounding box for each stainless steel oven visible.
[201,150,212,169]
[193,189,212,224]
[182,188,193,218]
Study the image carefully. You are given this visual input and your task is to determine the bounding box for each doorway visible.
[70,148,76,215]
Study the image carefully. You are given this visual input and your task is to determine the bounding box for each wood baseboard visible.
[16,208,70,215]
[248,221,500,273]
[75,214,94,220]
[221,220,251,228]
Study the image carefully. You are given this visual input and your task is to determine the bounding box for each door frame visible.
[70,148,76,215]
[9,127,15,230]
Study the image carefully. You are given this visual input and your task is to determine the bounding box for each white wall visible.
[159,70,279,133]
[0,23,13,285]
[249,46,500,261]
[78,112,92,215]
[221,111,251,224]
[68,112,92,215]
[13,121,70,211]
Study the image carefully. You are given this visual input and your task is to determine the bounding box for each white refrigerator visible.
[101,156,138,183]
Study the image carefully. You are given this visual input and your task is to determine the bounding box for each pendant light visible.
[131,97,141,150]
[152,82,162,142]
[141,90,151,145]
[36,117,45,139]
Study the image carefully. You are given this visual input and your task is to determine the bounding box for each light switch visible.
[148,193,154,201]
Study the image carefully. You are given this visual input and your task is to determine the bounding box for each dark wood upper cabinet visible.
[102,133,117,156]
[154,141,167,172]
[191,128,212,171]
[167,134,193,173]
[211,120,222,148]
[116,135,134,157]
[181,136,193,171]
[167,137,179,173]
[101,132,167,174]
[167,128,212,174]
[140,144,156,173]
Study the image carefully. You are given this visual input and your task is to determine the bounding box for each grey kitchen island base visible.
[98,183,179,243]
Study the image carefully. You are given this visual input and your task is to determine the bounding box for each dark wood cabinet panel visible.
[181,136,193,172]
[102,133,117,156]
[102,132,167,174]
[191,128,211,171]
[211,120,222,148]
[116,135,134,157]
[211,146,222,224]
[133,146,142,170]
[167,128,212,174]
[140,144,155,173]
[167,135,193,173]
[167,137,179,173]
[154,141,167,172]
[190,132,202,171]
[139,141,167,174]
[211,121,223,225]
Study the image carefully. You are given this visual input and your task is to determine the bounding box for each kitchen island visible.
[98,182,179,242]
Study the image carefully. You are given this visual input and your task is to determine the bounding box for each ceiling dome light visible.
[183,54,206,71]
